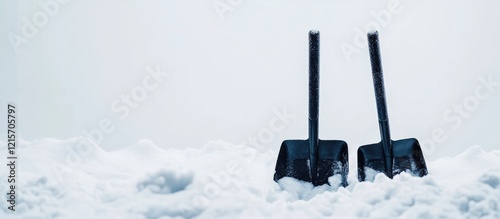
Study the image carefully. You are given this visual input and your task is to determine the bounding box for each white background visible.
[1,0,499,160]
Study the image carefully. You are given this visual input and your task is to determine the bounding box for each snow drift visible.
[1,138,499,218]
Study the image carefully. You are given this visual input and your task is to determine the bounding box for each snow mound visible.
[23,137,107,163]
[1,138,499,218]
[123,139,165,156]
[137,169,193,194]
[429,145,500,184]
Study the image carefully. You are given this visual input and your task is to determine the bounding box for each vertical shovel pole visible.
[308,30,320,181]
[368,31,393,178]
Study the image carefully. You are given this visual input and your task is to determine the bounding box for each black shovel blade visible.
[274,140,311,182]
[317,140,349,186]
[274,139,348,186]
[357,138,428,181]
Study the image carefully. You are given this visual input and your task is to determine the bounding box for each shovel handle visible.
[309,30,320,180]
[368,31,393,177]
[309,30,320,122]
[368,31,389,123]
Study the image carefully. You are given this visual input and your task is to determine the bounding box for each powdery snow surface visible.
[1,138,500,219]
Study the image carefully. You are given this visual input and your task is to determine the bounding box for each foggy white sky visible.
[1,0,499,160]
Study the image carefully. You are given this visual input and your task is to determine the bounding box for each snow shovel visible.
[274,30,349,186]
[357,31,428,181]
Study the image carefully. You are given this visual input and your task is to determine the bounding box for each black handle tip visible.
[309,30,319,36]
[368,30,378,37]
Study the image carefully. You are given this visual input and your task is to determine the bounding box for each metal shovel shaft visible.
[309,30,320,181]
[367,31,393,178]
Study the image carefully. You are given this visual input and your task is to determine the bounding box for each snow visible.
[137,170,194,194]
[1,138,500,218]
[363,167,380,182]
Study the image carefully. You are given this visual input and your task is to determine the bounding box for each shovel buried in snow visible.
[357,31,428,181]
[274,30,349,186]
